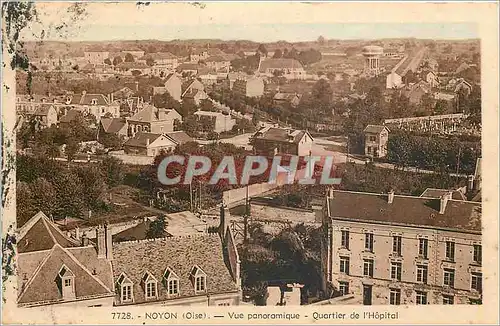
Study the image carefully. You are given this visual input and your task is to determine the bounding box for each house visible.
[272,92,301,108]
[181,79,205,99]
[320,189,482,305]
[122,49,145,59]
[386,72,403,89]
[423,70,439,88]
[16,212,115,308]
[123,131,193,156]
[66,91,120,121]
[363,125,389,158]
[205,55,232,71]
[183,89,209,106]
[141,52,179,70]
[251,127,314,156]
[127,105,182,137]
[193,111,236,133]
[403,81,431,105]
[188,49,209,63]
[99,117,128,138]
[258,58,306,80]
[420,187,467,201]
[233,77,265,98]
[59,109,85,126]
[112,87,136,101]
[454,79,473,95]
[198,72,219,86]
[25,104,58,128]
[152,73,182,101]
[455,62,470,75]
[115,62,151,76]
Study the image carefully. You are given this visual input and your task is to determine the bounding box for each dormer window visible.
[141,272,158,300]
[163,268,180,296]
[190,266,207,293]
[116,273,134,303]
[91,99,97,105]
[57,265,75,300]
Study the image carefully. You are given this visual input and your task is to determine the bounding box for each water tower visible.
[362,45,384,76]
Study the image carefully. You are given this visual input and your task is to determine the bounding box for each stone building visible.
[320,189,482,305]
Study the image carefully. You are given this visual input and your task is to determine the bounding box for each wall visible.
[250,202,317,223]
[326,218,481,304]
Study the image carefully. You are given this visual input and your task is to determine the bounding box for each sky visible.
[23,2,479,43]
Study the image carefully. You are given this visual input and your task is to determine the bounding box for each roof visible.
[32,104,55,116]
[176,63,201,71]
[273,92,300,101]
[18,212,80,253]
[420,188,467,201]
[252,127,312,144]
[123,132,162,148]
[363,125,389,134]
[327,190,481,233]
[70,93,110,106]
[116,62,149,70]
[111,234,238,305]
[17,244,114,306]
[59,109,83,123]
[165,131,194,145]
[112,219,172,242]
[141,52,177,61]
[128,105,175,123]
[100,118,127,134]
[259,58,304,72]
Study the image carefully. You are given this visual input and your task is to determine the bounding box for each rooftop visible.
[252,127,312,144]
[363,125,389,134]
[259,58,304,72]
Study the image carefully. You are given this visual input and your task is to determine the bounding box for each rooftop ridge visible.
[112,232,218,245]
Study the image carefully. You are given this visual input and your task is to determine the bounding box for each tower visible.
[362,45,384,76]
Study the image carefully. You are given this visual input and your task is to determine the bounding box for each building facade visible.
[320,189,482,305]
[363,125,389,158]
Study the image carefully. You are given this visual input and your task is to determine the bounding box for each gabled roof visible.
[363,125,389,134]
[259,58,304,72]
[128,105,175,123]
[18,211,80,253]
[70,93,110,106]
[123,132,163,148]
[252,127,312,144]
[32,104,55,116]
[100,118,127,134]
[17,244,114,307]
[164,131,194,145]
[111,234,238,305]
[327,190,481,232]
[420,188,467,201]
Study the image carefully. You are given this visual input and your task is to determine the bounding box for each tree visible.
[112,56,123,66]
[317,35,326,45]
[104,58,112,65]
[124,53,135,62]
[65,137,79,162]
[200,98,216,112]
[145,57,155,66]
[99,132,122,150]
[257,44,268,57]
[179,98,198,117]
[272,49,283,59]
[99,156,125,187]
[146,215,167,239]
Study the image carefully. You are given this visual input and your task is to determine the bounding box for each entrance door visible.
[363,285,373,305]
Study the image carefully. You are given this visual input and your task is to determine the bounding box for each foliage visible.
[124,53,135,62]
[146,216,167,239]
[113,56,123,66]
[99,156,125,187]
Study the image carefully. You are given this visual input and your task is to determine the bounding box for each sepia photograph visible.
[1,1,498,325]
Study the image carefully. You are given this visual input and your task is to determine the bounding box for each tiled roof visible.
[100,118,127,134]
[18,211,80,253]
[70,93,110,106]
[327,190,481,232]
[128,105,173,122]
[164,131,194,145]
[259,59,303,72]
[111,234,238,305]
[420,188,467,201]
[17,244,114,306]
[363,125,389,134]
[252,127,311,144]
[112,219,173,242]
[123,132,162,148]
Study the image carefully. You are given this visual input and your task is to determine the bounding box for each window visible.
[364,233,374,252]
[218,302,230,306]
[416,265,428,284]
[64,279,72,287]
[473,245,482,264]
[390,288,401,305]
[392,236,402,256]
[363,259,374,277]
[339,256,350,275]
[391,262,402,281]
[341,230,350,249]
[367,147,372,154]
[471,272,482,292]
[91,99,97,105]
[369,136,376,141]
[145,281,157,299]
[195,276,206,292]
[339,281,349,296]
[416,291,427,305]
[443,269,455,287]
[445,241,455,261]
[168,279,179,295]
[122,284,132,302]
[443,295,454,305]
[419,238,428,259]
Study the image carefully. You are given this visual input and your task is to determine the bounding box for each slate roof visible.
[128,105,176,122]
[259,59,303,72]
[17,244,114,307]
[363,125,389,134]
[70,93,110,106]
[327,190,481,233]
[100,118,127,134]
[18,211,80,253]
[112,220,173,242]
[420,188,467,201]
[123,132,163,148]
[165,131,194,144]
[252,127,312,144]
[111,234,238,305]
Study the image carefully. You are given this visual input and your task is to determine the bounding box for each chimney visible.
[146,137,150,146]
[388,189,395,204]
[75,227,80,240]
[439,194,450,214]
[81,232,89,246]
[218,202,229,240]
[135,81,139,92]
[82,90,87,96]
[327,188,334,199]
[468,175,475,191]
[105,223,113,260]
[97,225,106,258]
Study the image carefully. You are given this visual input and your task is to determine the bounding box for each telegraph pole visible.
[189,182,193,212]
